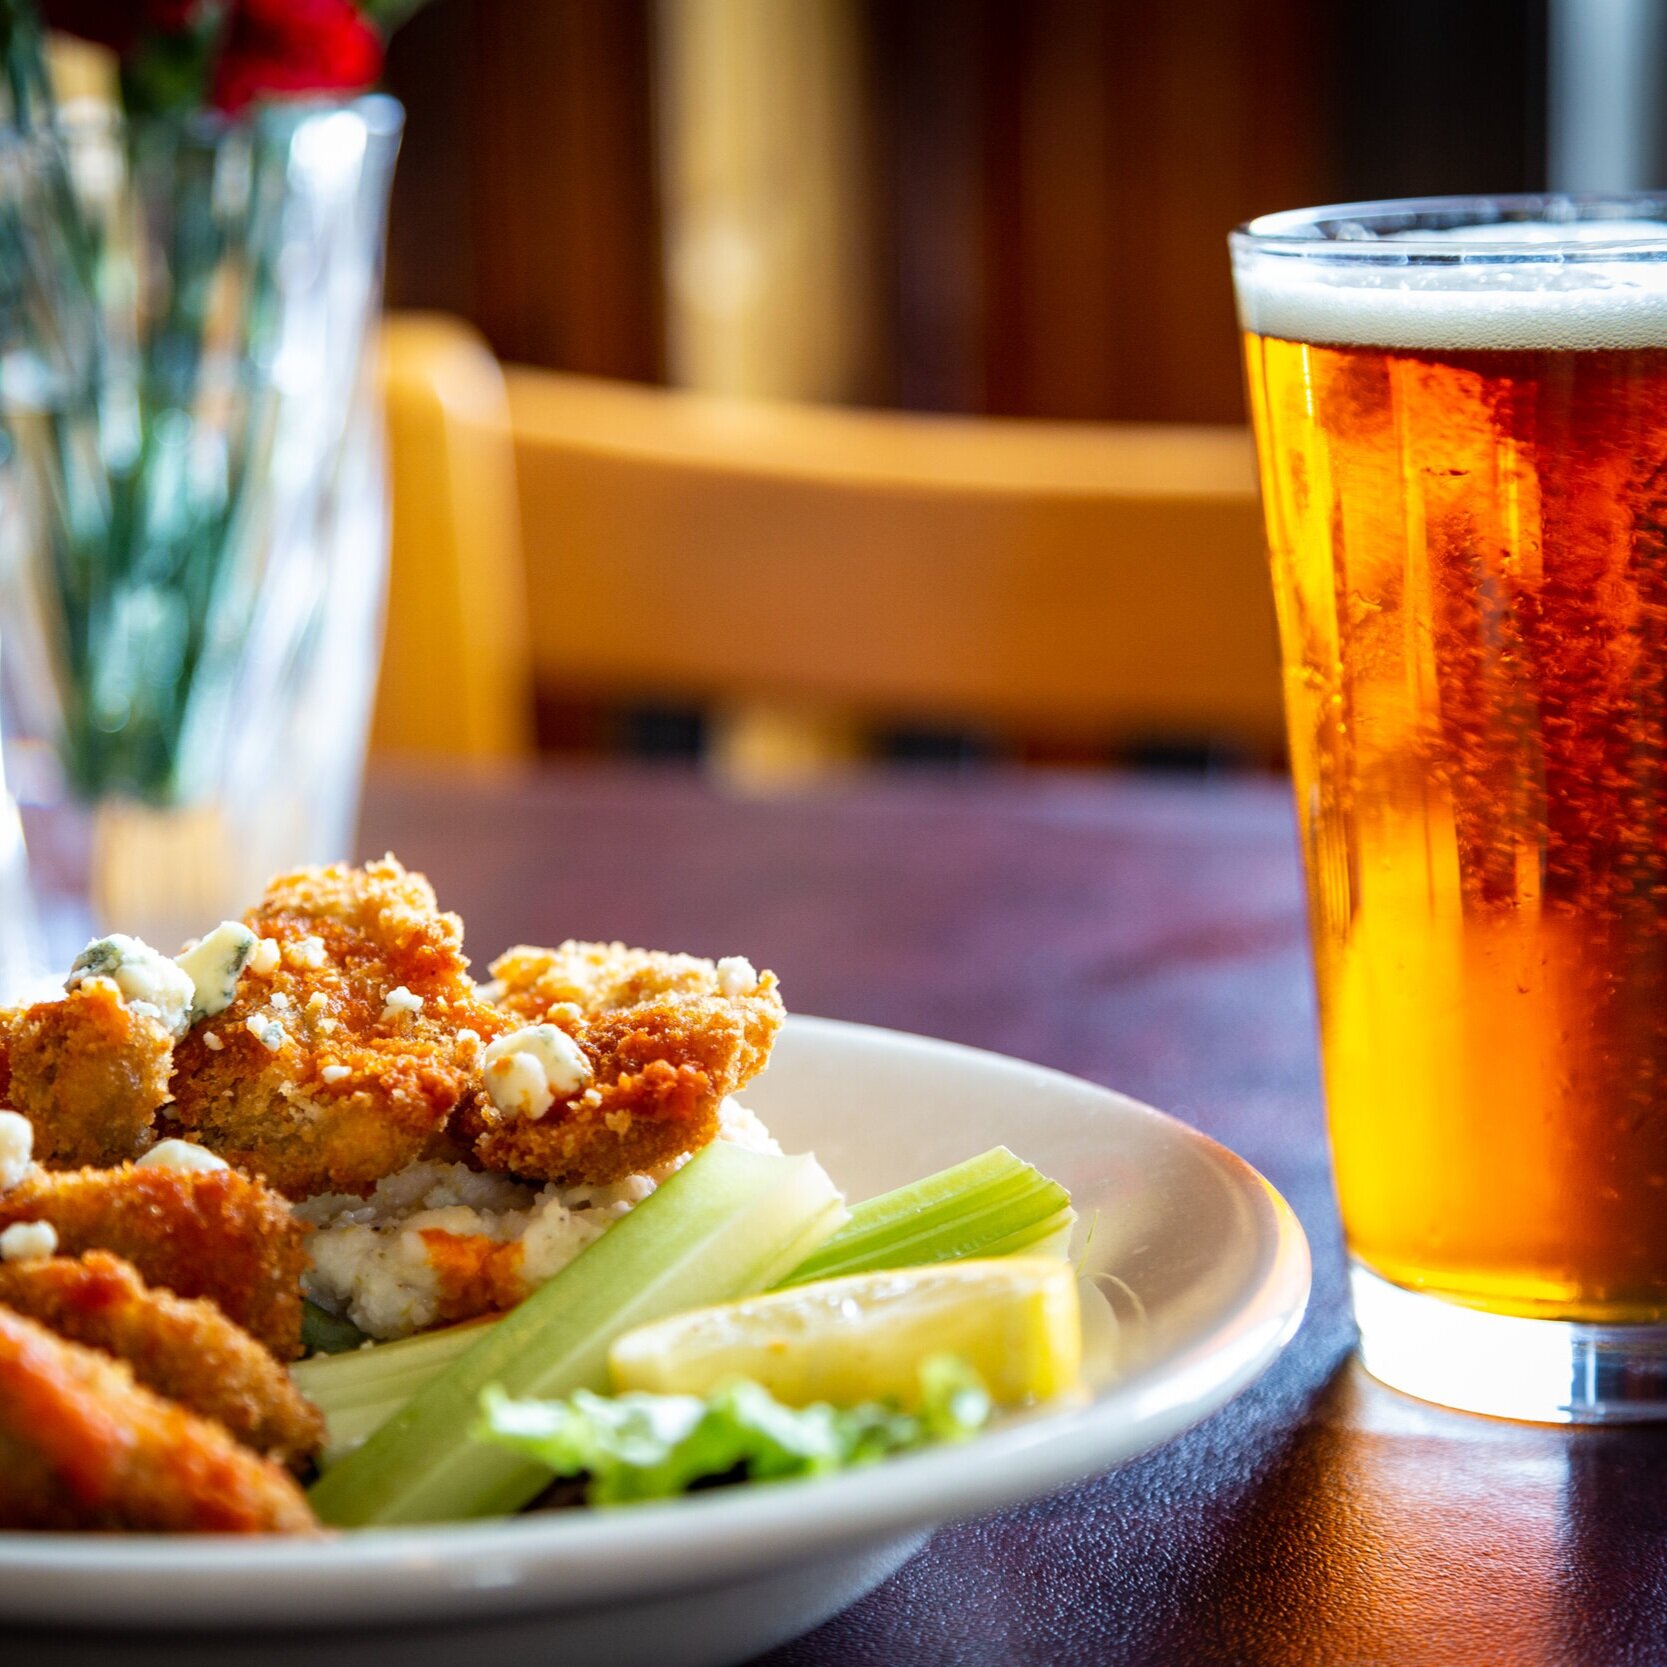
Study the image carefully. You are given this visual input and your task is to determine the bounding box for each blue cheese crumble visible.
[69,920,258,1036]
[246,1015,288,1052]
[381,986,424,1022]
[0,1112,33,1192]
[482,1024,593,1121]
[136,1139,230,1174]
[175,921,258,1024]
[68,935,196,1037]
[0,1220,57,1263]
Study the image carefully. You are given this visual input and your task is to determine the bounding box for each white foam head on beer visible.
[1234,219,1667,351]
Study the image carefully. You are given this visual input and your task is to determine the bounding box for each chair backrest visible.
[377,312,1282,760]
[373,315,533,759]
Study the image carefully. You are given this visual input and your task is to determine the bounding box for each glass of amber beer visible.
[1232,197,1667,1420]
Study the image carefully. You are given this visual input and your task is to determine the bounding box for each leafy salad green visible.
[476,1356,993,1506]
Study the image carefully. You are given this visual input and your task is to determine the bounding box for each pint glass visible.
[1231,197,1667,1420]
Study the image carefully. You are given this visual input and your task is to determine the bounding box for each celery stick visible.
[295,1146,1076,1467]
[972,1212,1076,1261]
[314,1402,411,1465]
[777,1146,1074,1287]
[307,1144,846,1527]
[293,1319,489,1465]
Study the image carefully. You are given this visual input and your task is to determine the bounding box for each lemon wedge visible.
[608,1257,1083,1408]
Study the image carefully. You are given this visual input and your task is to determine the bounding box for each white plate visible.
[0,1017,1310,1667]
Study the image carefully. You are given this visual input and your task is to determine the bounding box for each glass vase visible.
[0,95,402,987]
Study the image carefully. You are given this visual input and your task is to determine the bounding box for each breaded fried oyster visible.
[0,1305,316,1534]
[0,920,260,1170]
[0,983,174,1168]
[0,1250,322,1467]
[168,857,508,1200]
[0,1160,309,1359]
[460,942,785,1185]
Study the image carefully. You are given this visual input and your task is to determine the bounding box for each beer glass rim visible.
[1232,193,1667,262]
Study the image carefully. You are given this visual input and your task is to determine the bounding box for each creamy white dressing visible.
[296,1102,780,1340]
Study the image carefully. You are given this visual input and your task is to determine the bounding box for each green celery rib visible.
[293,1317,486,1401]
[293,1145,1075,1475]
[294,1321,489,1463]
[972,1210,1077,1260]
[314,1403,408,1465]
[306,1143,845,1527]
[775,1145,1074,1287]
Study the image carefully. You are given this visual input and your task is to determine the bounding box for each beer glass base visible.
[1351,1263,1667,1423]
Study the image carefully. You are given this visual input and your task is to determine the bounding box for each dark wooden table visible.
[363,763,1667,1667]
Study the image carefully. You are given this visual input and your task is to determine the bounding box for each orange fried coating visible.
[168,857,508,1200]
[0,1251,321,1468]
[0,1164,308,1360]
[0,983,172,1168]
[462,942,785,1185]
[0,1304,316,1534]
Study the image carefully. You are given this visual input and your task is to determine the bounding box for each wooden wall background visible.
[383,0,1546,424]
[386,0,664,382]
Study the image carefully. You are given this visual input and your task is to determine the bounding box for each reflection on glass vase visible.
[0,96,402,985]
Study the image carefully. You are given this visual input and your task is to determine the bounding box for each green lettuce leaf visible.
[474,1356,993,1506]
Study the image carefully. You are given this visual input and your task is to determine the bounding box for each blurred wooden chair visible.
[374,313,1282,776]
[372,315,533,759]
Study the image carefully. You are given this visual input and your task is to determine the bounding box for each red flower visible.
[211,0,384,115]
[39,0,204,53]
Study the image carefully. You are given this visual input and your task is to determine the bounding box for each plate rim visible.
[0,1014,1312,1627]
